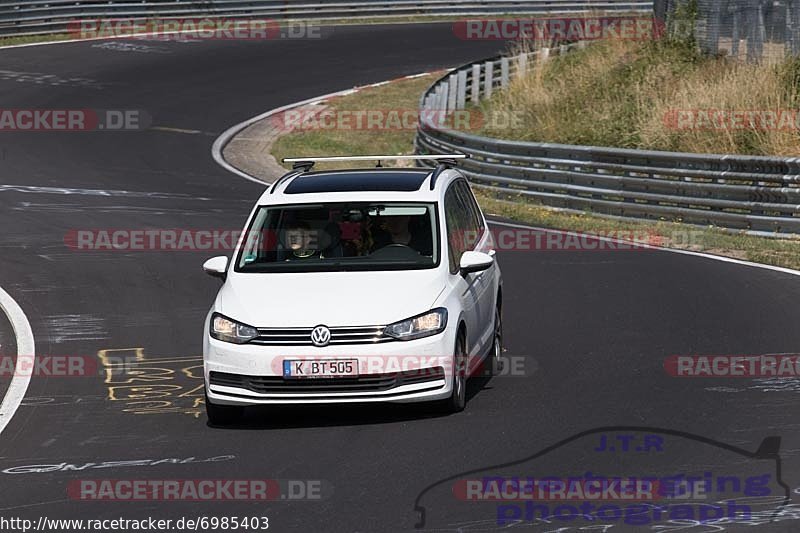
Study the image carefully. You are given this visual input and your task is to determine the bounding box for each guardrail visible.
[1,0,651,38]
[414,45,800,236]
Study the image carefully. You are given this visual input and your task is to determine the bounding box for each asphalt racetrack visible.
[0,22,799,532]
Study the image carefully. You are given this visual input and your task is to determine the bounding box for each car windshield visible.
[235,202,439,272]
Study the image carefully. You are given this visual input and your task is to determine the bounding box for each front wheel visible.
[435,332,467,414]
[205,391,244,426]
[490,305,504,374]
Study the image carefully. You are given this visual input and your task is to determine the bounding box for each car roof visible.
[258,167,463,205]
[284,169,430,194]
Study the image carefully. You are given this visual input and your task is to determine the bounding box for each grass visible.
[0,34,74,47]
[478,38,800,156]
[271,73,442,169]
[269,66,800,270]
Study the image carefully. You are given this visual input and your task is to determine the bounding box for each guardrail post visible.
[500,57,510,88]
[540,47,550,61]
[457,70,467,109]
[517,52,528,76]
[484,60,494,98]
[448,74,458,113]
[471,64,481,105]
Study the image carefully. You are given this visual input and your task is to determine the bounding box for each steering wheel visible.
[369,243,418,259]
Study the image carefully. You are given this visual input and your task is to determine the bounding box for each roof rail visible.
[428,156,469,190]
[269,169,304,194]
[291,160,315,172]
[282,154,467,172]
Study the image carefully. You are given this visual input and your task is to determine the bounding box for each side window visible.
[444,183,470,274]
[462,181,485,234]
[455,181,483,248]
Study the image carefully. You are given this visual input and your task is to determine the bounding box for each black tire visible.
[205,391,244,426]
[435,331,467,414]
[477,306,504,378]
[489,305,504,375]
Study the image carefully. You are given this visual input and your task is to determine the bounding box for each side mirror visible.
[459,251,494,275]
[203,256,228,280]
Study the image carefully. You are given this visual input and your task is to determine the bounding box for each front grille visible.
[210,367,445,394]
[249,325,393,346]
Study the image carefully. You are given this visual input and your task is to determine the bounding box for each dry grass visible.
[479,38,800,156]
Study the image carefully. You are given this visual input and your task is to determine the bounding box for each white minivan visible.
[202,155,502,424]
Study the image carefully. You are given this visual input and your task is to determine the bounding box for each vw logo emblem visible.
[310,325,331,347]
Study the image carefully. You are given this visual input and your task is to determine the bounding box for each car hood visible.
[217,269,446,327]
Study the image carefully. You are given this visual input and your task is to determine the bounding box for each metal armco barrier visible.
[414,45,800,236]
[0,1,651,38]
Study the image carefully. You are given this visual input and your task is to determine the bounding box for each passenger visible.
[281,221,320,260]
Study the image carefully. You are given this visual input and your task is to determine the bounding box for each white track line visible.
[0,285,35,436]
[212,75,800,280]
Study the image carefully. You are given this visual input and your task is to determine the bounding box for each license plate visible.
[283,359,359,379]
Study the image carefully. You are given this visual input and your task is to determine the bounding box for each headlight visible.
[210,313,258,344]
[384,308,447,341]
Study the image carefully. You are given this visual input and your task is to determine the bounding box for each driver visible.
[372,215,431,254]
[383,215,413,246]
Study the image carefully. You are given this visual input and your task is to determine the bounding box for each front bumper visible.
[203,325,456,406]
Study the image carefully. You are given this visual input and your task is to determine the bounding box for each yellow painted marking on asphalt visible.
[98,348,204,418]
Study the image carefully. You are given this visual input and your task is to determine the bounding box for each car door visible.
[444,180,484,368]
[454,180,495,358]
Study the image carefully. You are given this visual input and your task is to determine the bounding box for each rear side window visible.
[456,180,484,238]
[444,180,479,274]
